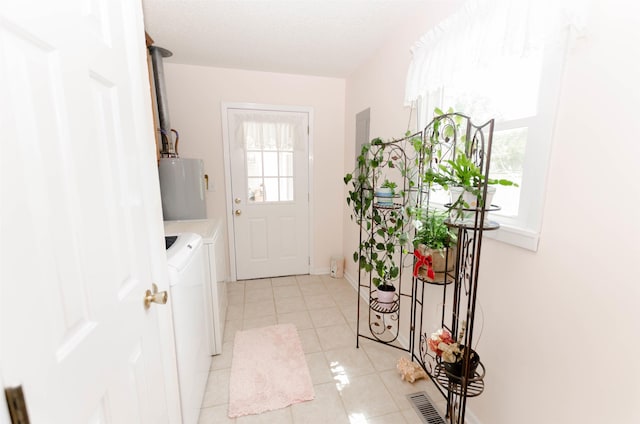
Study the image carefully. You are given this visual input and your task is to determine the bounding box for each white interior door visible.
[0,1,179,423]
[225,107,310,280]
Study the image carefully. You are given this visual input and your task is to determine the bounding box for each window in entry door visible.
[244,121,294,203]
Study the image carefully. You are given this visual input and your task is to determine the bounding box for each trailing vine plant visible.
[344,133,423,288]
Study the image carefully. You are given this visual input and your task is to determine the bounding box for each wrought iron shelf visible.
[373,202,403,210]
[408,113,498,423]
[369,293,400,314]
[355,133,421,350]
[433,362,485,398]
[443,218,500,231]
[415,275,454,286]
[443,203,501,213]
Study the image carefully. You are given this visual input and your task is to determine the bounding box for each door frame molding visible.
[221,102,314,281]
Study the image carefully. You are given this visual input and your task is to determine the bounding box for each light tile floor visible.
[198,274,448,424]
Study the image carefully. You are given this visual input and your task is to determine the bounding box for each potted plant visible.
[413,209,456,283]
[359,203,406,306]
[424,153,518,223]
[428,325,480,382]
[375,179,397,206]
[421,108,519,223]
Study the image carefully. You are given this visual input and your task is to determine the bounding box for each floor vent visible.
[407,392,446,424]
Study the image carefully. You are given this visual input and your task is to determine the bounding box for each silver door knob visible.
[235,209,242,216]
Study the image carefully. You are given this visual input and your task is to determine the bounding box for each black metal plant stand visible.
[354,133,422,352]
[354,113,498,424]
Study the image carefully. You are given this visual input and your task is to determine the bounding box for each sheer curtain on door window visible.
[230,112,306,204]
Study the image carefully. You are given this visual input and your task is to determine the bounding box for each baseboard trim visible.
[310,267,330,275]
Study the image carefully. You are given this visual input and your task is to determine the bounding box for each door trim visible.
[221,102,314,281]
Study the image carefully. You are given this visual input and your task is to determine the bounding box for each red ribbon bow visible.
[413,249,435,280]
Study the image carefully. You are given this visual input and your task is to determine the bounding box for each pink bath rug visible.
[228,323,315,417]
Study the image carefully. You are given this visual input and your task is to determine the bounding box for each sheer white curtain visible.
[405,0,586,106]
[404,0,587,250]
[228,110,307,203]
[230,112,306,152]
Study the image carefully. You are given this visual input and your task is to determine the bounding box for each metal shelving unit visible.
[353,113,497,423]
[354,134,421,350]
[411,113,497,423]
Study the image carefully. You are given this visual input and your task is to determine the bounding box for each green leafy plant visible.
[421,109,519,216]
[344,137,414,288]
[344,140,383,224]
[428,154,518,192]
[379,179,397,193]
[357,206,406,288]
[413,209,456,250]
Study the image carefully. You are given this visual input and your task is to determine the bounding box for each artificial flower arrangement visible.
[427,322,480,378]
[428,328,463,363]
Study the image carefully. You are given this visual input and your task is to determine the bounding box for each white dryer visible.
[165,219,227,355]
[166,232,209,424]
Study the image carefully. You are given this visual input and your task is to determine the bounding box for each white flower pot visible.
[376,284,396,304]
[449,186,496,225]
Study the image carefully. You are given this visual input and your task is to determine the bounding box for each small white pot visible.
[375,187,394,205]
[375,187,393,196]
[376,285,396,304]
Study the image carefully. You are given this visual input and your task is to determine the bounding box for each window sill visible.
[483,223,539,251]
[428,201,540,251]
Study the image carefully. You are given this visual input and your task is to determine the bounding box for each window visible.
[244,121,295,203]
[407,0,583,250]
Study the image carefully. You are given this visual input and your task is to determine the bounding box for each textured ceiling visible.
[141,0,456,78]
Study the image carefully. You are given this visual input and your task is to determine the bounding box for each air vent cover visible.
[407,392,446,424]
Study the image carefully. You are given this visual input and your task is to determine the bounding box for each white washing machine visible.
[165,219,228,355]
[166,232,209,424]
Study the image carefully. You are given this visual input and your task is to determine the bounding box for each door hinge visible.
[307,125,309,135]
[5,386,30,424]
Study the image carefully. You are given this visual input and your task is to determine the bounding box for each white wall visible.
[343,0,640,423]
[162,64,345,275]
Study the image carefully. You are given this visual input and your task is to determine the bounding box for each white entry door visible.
[0,1,179,423]
[225,107,310,280]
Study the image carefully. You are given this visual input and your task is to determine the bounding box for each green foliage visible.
[344,136,417,287]
[413,209,456,250]
[422,109,519,210]
[426,153,518,202]
[380,179,397,192]
[352,206,408,287]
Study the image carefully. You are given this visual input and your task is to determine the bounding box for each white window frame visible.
[417,33,569,251]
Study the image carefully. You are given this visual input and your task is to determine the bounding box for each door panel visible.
[227,108,310,280]
[248,218,269,260]
[0,0,176,422]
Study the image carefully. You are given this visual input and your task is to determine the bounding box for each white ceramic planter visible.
[449,186,496,224]
[376,285,396,304]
